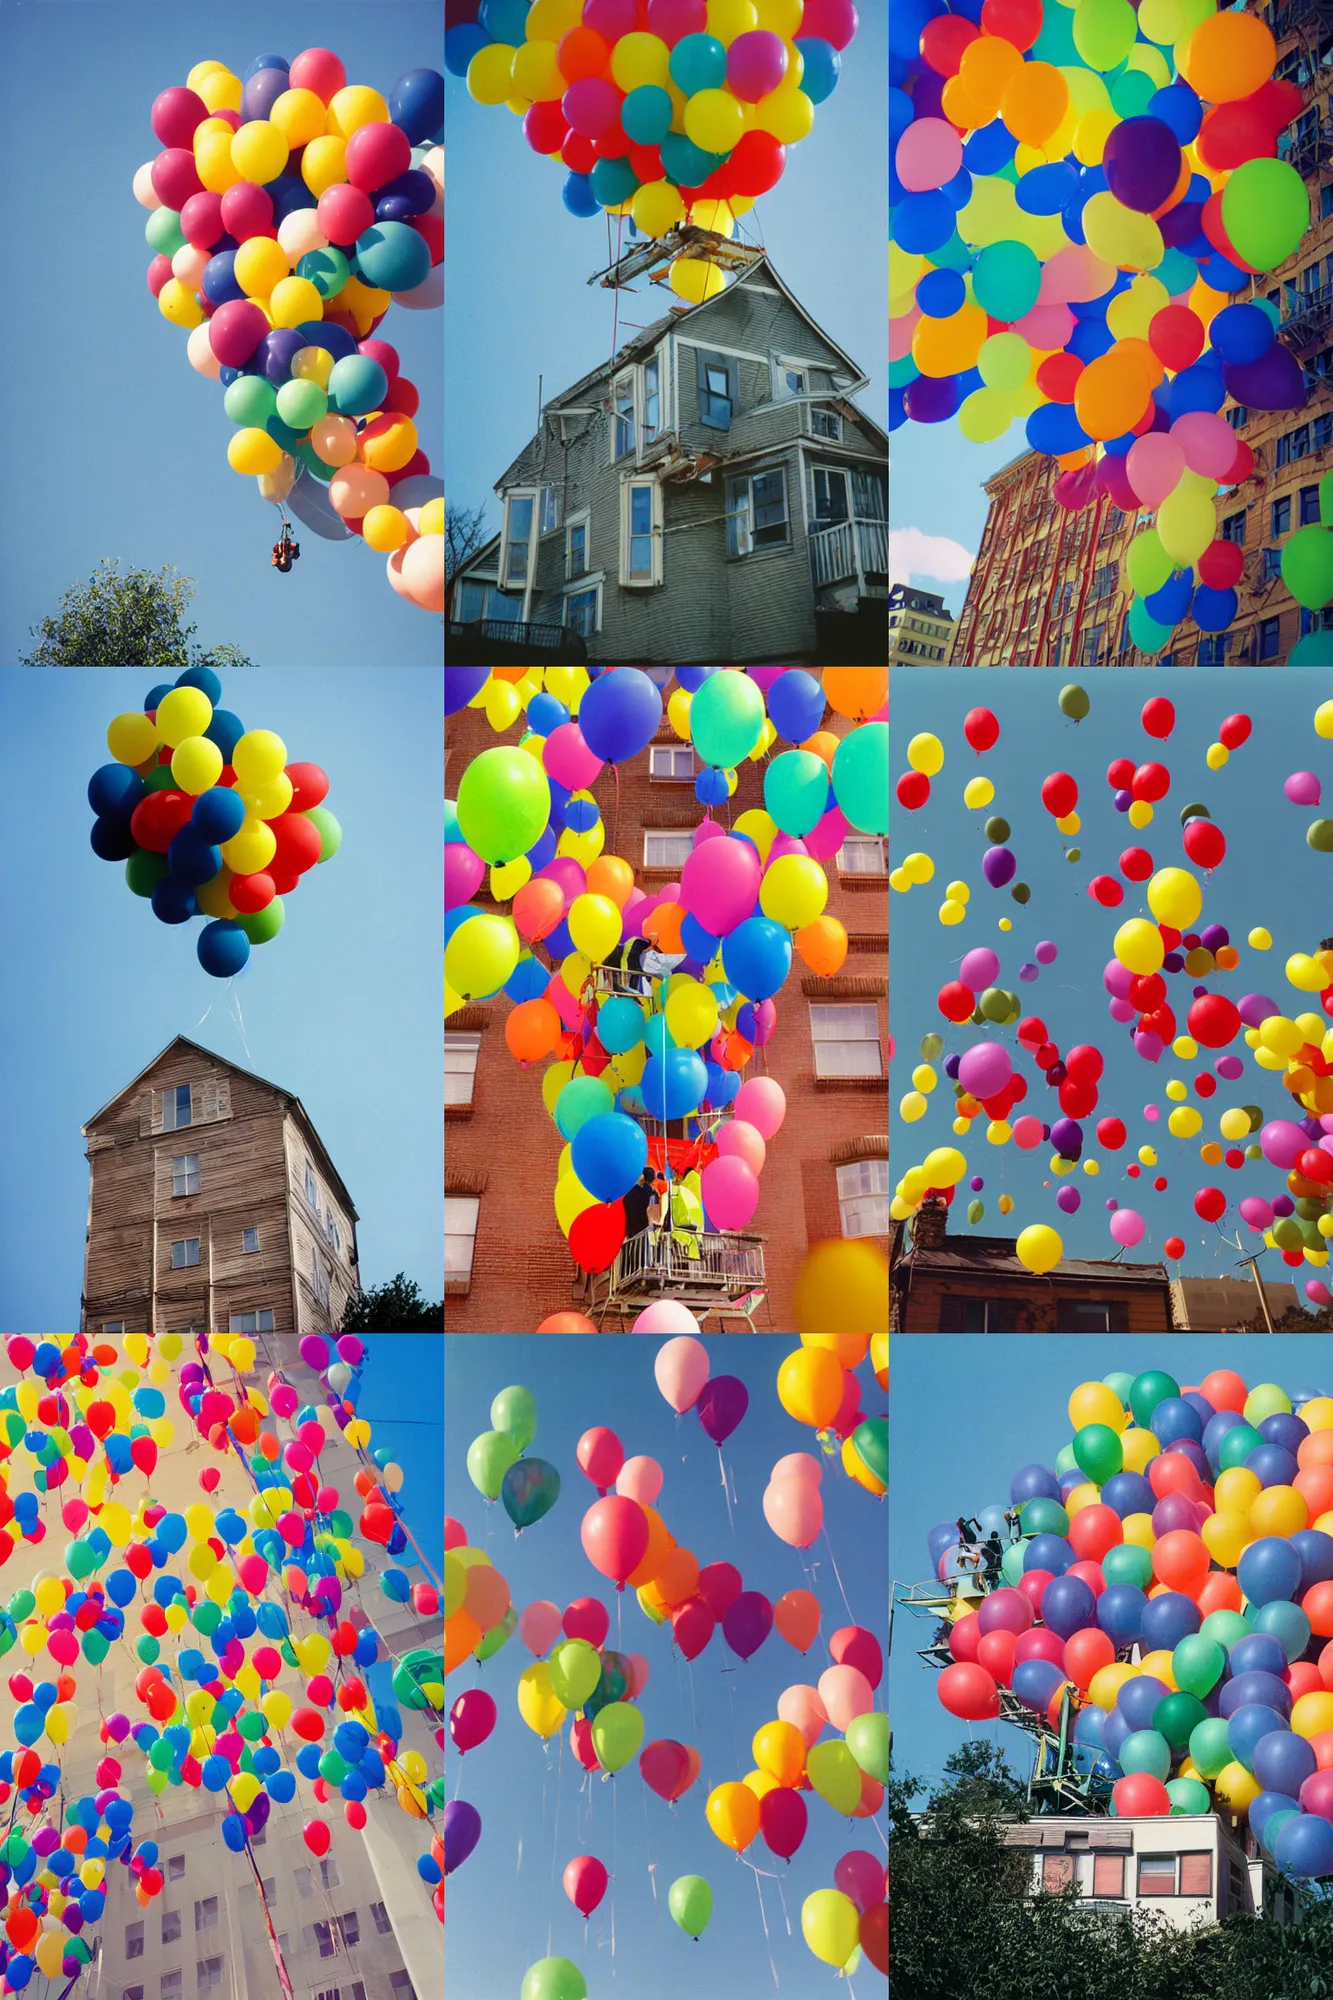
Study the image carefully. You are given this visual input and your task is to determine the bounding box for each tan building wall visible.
[1006,1813,1296,1929]
[1170,1274,1302,1329]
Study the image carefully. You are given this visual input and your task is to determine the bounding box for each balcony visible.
[809,516,889,593]
[447,619,587,664]
[586,1226,769,1329]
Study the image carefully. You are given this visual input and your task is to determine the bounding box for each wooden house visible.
[80,1037,359,1336]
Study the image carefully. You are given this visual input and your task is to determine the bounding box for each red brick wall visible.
[445,675,887,1332]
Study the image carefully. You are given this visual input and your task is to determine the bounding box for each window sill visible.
[444,1277,473,1297]
[812,1074,886,1091]
[837,873,889,891]
[727,543,792,562]
[445,1103,475,1121]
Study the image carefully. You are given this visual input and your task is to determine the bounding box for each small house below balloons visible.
[449,258,888,665]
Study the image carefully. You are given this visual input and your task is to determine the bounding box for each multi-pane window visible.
[319,1857,340,1891]
[837,1161,889,1238]
[295,1868,312,1901]
[312,1248,331,1312]
[1318,411,1333,450]
[162,1084,192,1131]
[1263,546,1282,581]
[197,1960,224,1994]
[171,1154,200,1197]
[313,1922,337,1959]
[339,1909,359,1945]
[1199,634,1231,664]
[170,1238,200,1269]
[305,1162,319,1210]
[568,518,588,578]
[1221,510,1246,544]
[812,464,850,525]
[242,1227,260,1254]
[168,1856,185,1881]
[567,586,600,637]
[126,1923,144,1959]
[811,408,842,440]
[961,1298,1018,1331]
[446,1032,481,1108]
[1272,495,1291,536]
[228,1310,274,1333]
[810,1004,882,1079]
[643,832,694,869]
[195,1897,218,1932]
[371,1902,392,1936]
[162,1974,183,1998]
[628,485,654,579]
[643,355,660,439]
[505,494,534,583]
[701,363,732,428]
[1303,484,1322,525]
[124,1988,145,2000]
[1138,1856,1177,1896]
[837,837,886,873]
[324,1209,341,1253]
[105,1321,126,1334]
[446,1198,480,1282]
[729,468,789,555]
[614,373,636,458]
[539,486,559,534]
[1259,617,1282,660]
[162,1909,181,1943]
[649,748,694,781]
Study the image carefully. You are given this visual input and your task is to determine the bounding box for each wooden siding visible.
[282,1121,358,1336]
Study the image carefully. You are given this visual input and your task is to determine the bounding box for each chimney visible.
[911,1196,948,1253]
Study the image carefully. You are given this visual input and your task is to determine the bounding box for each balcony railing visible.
[586,1227,768,1327]
[809,517,889,591]
[447,619,587,663]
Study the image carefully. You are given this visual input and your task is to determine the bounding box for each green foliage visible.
[338,1273,443,1332]
[19,560,259,668]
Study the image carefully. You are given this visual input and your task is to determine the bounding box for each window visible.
[162,1974,183,1998]
[126,1923,144,1959]
[837,1160,889,1238]
[620,480,662,585]
[567,584,600,637]
[314,1922,336,1959]
[1263,546,1282,581]
[305,1161,319,1211]
[242,1227,260,1254]
[811,464,851,526]
[539,485,559,535]
[105,1321,126,1334]
[338,1909,358,1944]
[782,365,807,396]
[698,352,735,430]
[312,1249,331,1312]
[446,1032,481,1108]
[162,1909,181,1943]
[162,1084,192,1131]
[1042,1854,1075,1892]
[260,1878,276,1903]
[324,1209,341,1254]
[1318,411,1333,451]
[1273,495,1292,536]
[170,1238,200,1269]
[371,1902,392,1936]
[1093,1855,1125,1898]
[1199,634,1231,664]
[567,514,589,580]
[197,1960,224,1994]
[317,1992,341,2000]
[1180,1854,1213,1896]
[503,493,534,585]
[961,1298,1018,1331]
[1057,1301,1115,1331]
[195,1897,218,1932]
[124,1988,145,2000]
[728,466,790,556]
[168,1856,185,1882]
[457,579,521,623]
[446,1197,480,1282]
[649,747,694,781]
[1259,616,1281,660]
[810,1004,882,1079]
[1092,563,1115,600]
[1139,1856,1177,1896]
[1324,182,1333,218]
[295,1868,312,1901]
[390,1978,416,1999]
[228,1309,274,1333]
[644,831,694,869]
[1221,510,1246,544]
[811,408,843,441]
[319,1857,340,1891]
[1303,483,1322,524]
[171,1154,200,1198]
[837,836,887,873]
[250,1826,266,1848]
[614,372,636,458]
[643,354,660,440]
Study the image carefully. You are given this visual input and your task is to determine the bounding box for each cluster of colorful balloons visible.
[451,0,858,302]
[772,1334,888,1496]
[90,667,340,978]
[464,1383,564,1534]
[801,1855,888,1974]
[890,1,1333,656]
[894,684,1333,1295]
[931,1368,1333,1878]
[446,667,886,1315]
[133,49,444,612]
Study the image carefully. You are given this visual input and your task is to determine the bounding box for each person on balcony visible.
[607,934,686,997]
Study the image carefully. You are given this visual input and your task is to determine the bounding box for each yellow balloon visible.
[228,428,284,476]
[154,686,213,748]
[231,120,289,184]
[1068,1382,1128,1432]
[302,133,348,195]
[1293,1691,1333,1738]
[1115,917,1165,976]
[1147,867,1202,930]
[1215,1760,1261,1810]
[802,1888,860,1970]
[34,1575,65,1619]
[669,258,726,304]
[221,816,277,873]
[326,85,390,137]
[158,279,204,329]
[907,732,945,776]
[170,735,224,796]
[261,1690,293,1730]
[568,892,623,962]
[35,1933,65,1978]
[705,1780,760,1851]
[760,854,828,930]
[269,87,329,147]
[665,979,720,1049]
[195,126,243,192]
[270,275,324,327]
[517,1662,567,1739]
[1016,1224,1063,1275]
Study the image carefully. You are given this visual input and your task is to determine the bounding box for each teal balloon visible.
[971,239,1041,322]
[353,220,432,293]
[1127,595,1176,655]
[596,996,646,1054]
[1129,1369,1178,1429]
[1166,1776,1211,1815]
[554,1075,614,1141]
[1171,1634,1224,1698]
[850,1418,887,1486]
[1000,1542,1026,1585]
[1118,1728,1171,1780]
[296,246,349,298]
[670,32,727,95]
[1019,1496,1069,1536]
[501,1457,561,1531]
[622,84,673,144]
[689,668,765,768]
[584,1649,630,1720]
[1102,1542,1152,1588]
[764,750,830,837]
[832,722,887,834]
[224,376,278,427]
[146,207,186,256]
[668,1874,713,1938]
[491,1383,538,1451]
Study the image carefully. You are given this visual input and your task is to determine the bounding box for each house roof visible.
[906,1234,1170,1290]
[83,1036,360,1221]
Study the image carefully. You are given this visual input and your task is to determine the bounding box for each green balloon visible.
[81,1629,109,1666]
[845,1712,889,1785]
[501,1457,561,1532]
[296,246,350,298]
[238,1709,267,1741]
[831,721,887,835]
[491,1384,538,1451]
[65,1539,99,1580]
[145,206,186,256]
[466,1428,519,1501]
[920,1032,943,1059]
[126,849,169,897]
[689,668,765,768]
[236,898,285,945]
[555,1075,614,1141]
[1010,882,1030,905]
[1119,1728,1171,1779]
[807,1739,862,1815]
[984,816,1011,842]
[1153,1691,1207,1752]
[591,1700,644,1774]
[966,1199,983,1225]
[1072,1422,1122,1485]
[477,1603,517,1661]
[1307,819,1333,853]
[1019,1496,1069,1537]
[7,1592,34,1623]
[668,1874,713,1939]
[521,1959,587,2000]
[850,1418,887,1487]
[1273,1216,1304,1250]
[1222,157,1309,275]
[318,1749,350,1785]
[1102,1542,1152,1588]
[137,1634,161,1664]
[1128,1370,1178,1430]
[1171,1634,1224,1699]
[1217,1421,1263,1471]
[1066,847,1080,863]
[1058,683,1090,720]
[1282,524,1333,611]
[192,1599,222,1635]
[548,1638,601,1710]
[1166,1777,1212,1816]
[304,805,342,861]
[225,376,279,428]
[276,378,328,430]
[1188,1715,1233,1781]
[764,749,830,837]
[457,747,551,865]
[1054,1442,1080,1477]
[1109,67,1154,117]
[1072,0,1136,71]
[1127,595,1175,656]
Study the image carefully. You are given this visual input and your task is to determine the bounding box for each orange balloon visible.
[753,1719,807,1788]
[587,855,634,908]
[644,901,686,953]
[537,1313,599,1332]
[940,74,991,129]
[1183,11,1276,103]
[1297,1465,1333,1517]
[655,1546,701,1608]
[1299,1431,1333,1472]
[774,1588,822,1653]
[851,1771,885,1818]
[464,1562,511,1632]
[706,1780,761,1852]
[1063,1625,1115,1689]
[1152,1529,1210,1597]
[801,730,840,771]
[626,1505,674,1590]
[445,1607,482,1674]
[1001,59,1068,145]
[491,668,529,683]
[1305,1580,1333,1637]
[506,997,562,1064]
[1196,1569,1243,1617]
[795,915,848,977]
[1073,348,1153,442]
[958,32,1023,115]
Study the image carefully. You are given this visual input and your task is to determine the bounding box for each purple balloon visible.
[445,1799,482,1874]
[1237,993,1281,1028]
[957,1042,1012,1099]
[1108,997,1136,1023]
[1223,344,1307,412]
[245,1792,271,1836]
[1261,1120,1308,1170]
[696,1375,749,1445]
[444,844,485,909]
[1102,116,1182,212]
[1056,1185,1081,1214]
[1035,941,1058,965]
[446,668,491,715]
[744,668,787,693]
[1051,1117,1083,1158]
[722,1589,774,1660]
[1134,1030,1164,1064]
[1020,963,1039,982]
[1199,924,1229,951]
[959,947,1000,988]
[983,845,1016,887]
[1104,959,1134,999]
[1215,1055,1244,1080]
[1285,771,1322,805]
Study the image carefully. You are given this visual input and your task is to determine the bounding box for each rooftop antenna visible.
[537,373,542,431]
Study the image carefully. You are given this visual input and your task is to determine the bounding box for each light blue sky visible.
[0,667,442,1330]
[890,1335,1333,1788]
[0,0,441,668]
[892,667,1333,1301]
[446,1335,887,1999]
[889,430,1008,617]
[445,10,888,535]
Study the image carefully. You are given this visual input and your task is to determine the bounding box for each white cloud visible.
[889,527,975,587]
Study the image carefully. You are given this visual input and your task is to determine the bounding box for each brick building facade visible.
[445,675,888,1332]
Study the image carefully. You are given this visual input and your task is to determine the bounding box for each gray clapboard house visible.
[450,255,888,665]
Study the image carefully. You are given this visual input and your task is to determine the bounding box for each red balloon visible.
[920,12,977,73]
[1299,1148,1333,1185]
[302,1819,331,1856]
[1194,1186,1227,1222]
[130,790,194,853]
[449,1688,497,1755]
[1141,697,1176,739]
[345,121,413,193]
[1036,351,1083,403]
[525,100,570,153]
[669,1595,716,1661]
[563,1854,608,1918]
[580,1496,648,1590]
[1066,1504,1123,1563]
[1183,819,1226,869]
[576,1427,625,1492]
[937,1662,999,1721]
[317,183,375,247]
[981,0,1041,43]
[285,762,330,811]
[1064,1045,1104,1085]
[571,1717,601,1772]
[1198,539,1245,590]
[949,1612,981,1661]
[897,770,930,810]
[1040,771,1078,817]
[1064,1626,1115,1689]
[964,707,1000,753]
[230,871,276,914]
[1132,761,1170,802]
[937,980,976,1023]
[1107,757,1136,789]
[1089,875,1123,907]
[726,129,786,195]
[696,1561,742,1619]
[1227,438,1256,483]
[1148,305,1204,372]
[131,1437,157,1475]
[860,1903,889,1976]
[563,1597,610,1647]
[1164,1236,1185,1259]
[759,1785,807,1861]
[976,1628,1018,1683]
[1113,1772,1171,1816]
[639,1738,698,1801]
[1218,712,1252,749]
[829,1624,883,1690]
[569,1202,625,1274]
[269,812,323,874]
[1187,994,1240,1048]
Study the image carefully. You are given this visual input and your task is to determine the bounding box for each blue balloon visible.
[695,768,730,806]
[623,84,673,145]
[721,917,792,1001]
[198,920,251,979]
[1292,1527,1333,1587]
[1098,1585,1147,1646]
[204,708,245,759]
[167,831,222,887]
[1237,1535,1303,1606]
[266,1768,297,1803]
[578,668,663,764]
[243,54,288,80]
[703,1061,739,1108]
[915,267,967,318]
[1100,1470,1155,1517]
[222,1813,248,1852]
[375,169,439,222]
[91,815,137,862]
[1191,584,1237,634]
[1023,1532,1074,1575]
[1273,1811,1333,1879]
[1117,1676,1168,1733]
[202,250,246,305]
[1208,301,1274,365]
[389,66,444,142]
[526,692,569,737]
[572,1112,648,1203]
[641,1050,708,1121]
[1041,1573,1096,1639]
[259,327,310,384]
[1139,1591,1200,1651]
[767,669,826,743]
[795,36,840,102]
[1011,1463,1061,1505]
[1230,1633,1288,1679]
[563,172,601,219]
[1253,1729,1317,1797]
[1149,81,1202,144]
[681,913,718,963]
[8,1954,33,1990]
[191,787,247,843]
[88,763,146,817]
[446,26,490,78]
[1227,1703,1290,1771]
[151,879,198,926]
[1012,1658,1064,1712]
[1221,1671,1292,1720]
[445,668,491,716]
[1148,1396,1202,1445]
[144,682,174,710]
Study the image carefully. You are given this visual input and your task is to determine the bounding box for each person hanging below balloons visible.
[270,517,301,573]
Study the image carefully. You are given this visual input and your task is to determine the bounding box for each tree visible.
[338,1273,443,1331]
[19,560,259,668]
[446,503,491,600]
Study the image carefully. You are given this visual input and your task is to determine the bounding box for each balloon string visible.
[229,981,255,1070]
[821,1526,856,1626]
[774,1872,793,1937]
[871,1815,889,1855]
[740,1855,781,1992]
[641,1777,663,1946]
[547,1731,564,1958]
[611,1768,618,1976]
[719,1446,735,1538]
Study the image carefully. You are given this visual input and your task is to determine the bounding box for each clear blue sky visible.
[445,12,888,535]
[892,667,1333,1300]
[890,418,1010,618]
[0,667,441,1328]
[360,1333,445,1571]
[0,0,441,668]
[445,1336,887,1999]
[890,1335,1333,1788]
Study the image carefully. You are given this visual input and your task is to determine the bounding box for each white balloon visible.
[187,323,222,379]
[133,161,162,209]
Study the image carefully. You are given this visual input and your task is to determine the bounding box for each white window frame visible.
[649,747,694,781]
[565,579,602,638]
[811,407,844,442]
[324,1208,341,1253]
[162,1908,182,1944]
[499,489,538,590]
[195,1898,218,1933]
[171,1152,200,1198]
[458,575,523,624]
[811,462,852,527]
[644,830,694,869]
[620,478,663,587]
[312,1247,331,1312]
[196,1961,224,1995]
[728,465,790,557]
[228,1309,274,1333]
[446,1197,480,1282]
[242,1227,260,1254]
[809,1003,883,1079]
[613,372,636,460]
[162,1974,183,1998]
[162,1083,192,1132]
[837,1160,889,1238]
[305,1161,319,1211]
[566,510,590,580]
[778,363,808,399]
[170,1238,200,1269]
[104,1321,126,1334]
[539,485,559,535]
[837,836,887,873]
[446,1031,481,1107]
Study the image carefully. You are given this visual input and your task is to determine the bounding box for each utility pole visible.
[1239,1253,1276,1332]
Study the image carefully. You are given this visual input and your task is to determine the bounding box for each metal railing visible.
[446,620,587,662]
[587,1228,768,1326]
[809,517,889,589]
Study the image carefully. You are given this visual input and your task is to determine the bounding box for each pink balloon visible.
[1109,1207,1144,1248]
[444,844,485,909]
[1038,245,1114,305]
[615,1455,663,1506]
[1240,1195,1274,1230]
[635,1301,702,1335]
[562,1598,610,1648]
[818,1664,874,1733]
[834,1850,888,1915]
[890,307,921,362]
[518,1600,562,1657]
[543,722,604,792]
[563,1854,608,1918]
[804,804,851,862]
[680,835,761,936]
[732,1076,786,1139]
[771,1452,822,1486]
[1306,1279,1333,1307]
[576,1426,625,1492]
[1013,301,1075,349]
[449,1687,497,1755]
[762,1475,824,1549]
[626,1651,651,1698]
[546,974,587,1032]
[830,1625,884,1690]
[895,118,963,193]
[727,28,789,101]
[715,1119,766,1177]
[1170,409,1238,479]
[1126,432,1185,508]
[1011,1116,1044,1149]
[652,1334,710,1409]
[701,1155,759,1229]
[778,1683,829,1747]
